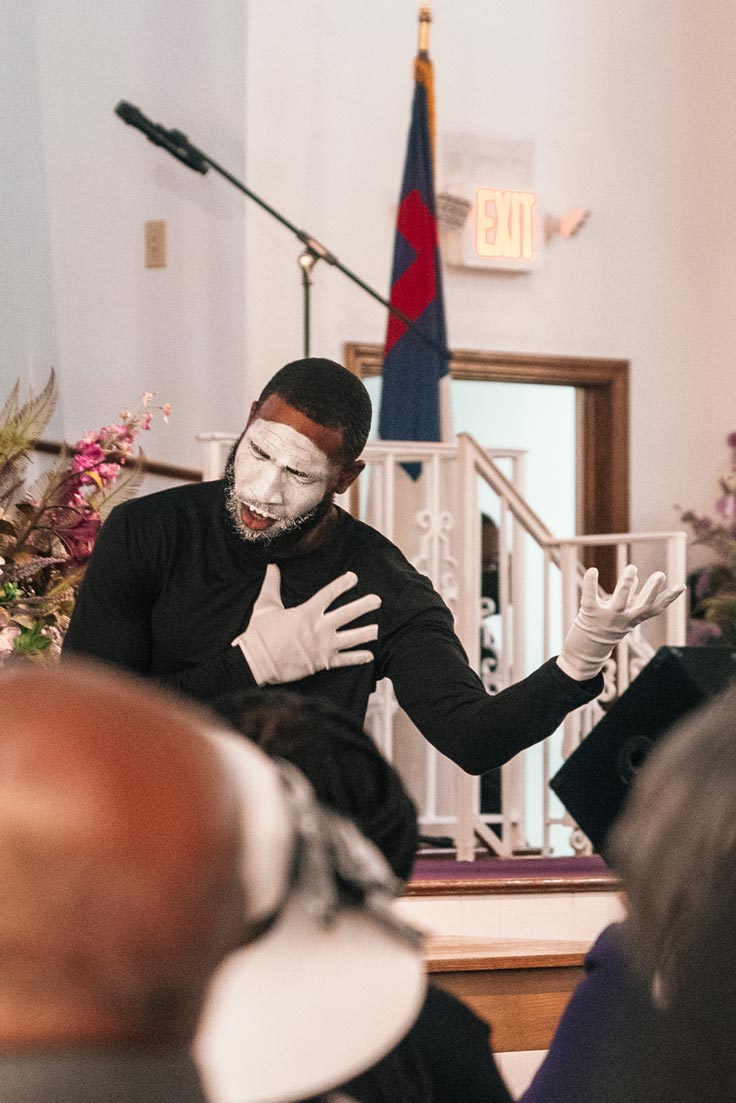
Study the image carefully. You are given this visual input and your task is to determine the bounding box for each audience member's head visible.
[610,682,736,1098]
[0,661,244,1048]
[0,664,424,1103]
[214,689,419,882]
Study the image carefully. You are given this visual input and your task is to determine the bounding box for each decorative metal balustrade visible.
[198,431,688,860]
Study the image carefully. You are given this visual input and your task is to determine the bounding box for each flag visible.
[379,44,450,480]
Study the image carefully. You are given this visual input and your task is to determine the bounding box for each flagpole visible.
[415,7,436,160]
[418,5,431,56]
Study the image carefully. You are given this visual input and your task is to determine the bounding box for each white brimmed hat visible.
[195,730,426,1103]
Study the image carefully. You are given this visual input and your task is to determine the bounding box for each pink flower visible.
[687,620,723,646]
[70,441,122,489]
[0,626,21,655]
[95,425,134,453]
[714,494,736,529]
[71,442,105,474]
[97,463,121,483]
[66,394,167,498]
[75,429,102,448]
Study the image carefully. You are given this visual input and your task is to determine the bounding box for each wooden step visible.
[425,935,591,1052]
[408,854,621,897]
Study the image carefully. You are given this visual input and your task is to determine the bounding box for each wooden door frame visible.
[344,343,629,578]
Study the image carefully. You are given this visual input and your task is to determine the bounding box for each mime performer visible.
[63,358,684,775]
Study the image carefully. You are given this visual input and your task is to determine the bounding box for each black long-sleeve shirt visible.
[63,480,602,774]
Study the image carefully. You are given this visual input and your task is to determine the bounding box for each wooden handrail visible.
[32,439,203,483]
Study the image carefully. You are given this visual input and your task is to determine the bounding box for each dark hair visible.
[214,689,418,882]
[257,358,372,463]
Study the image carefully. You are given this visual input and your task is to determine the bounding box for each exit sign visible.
[476,189,537,261]
[438,137,542,272]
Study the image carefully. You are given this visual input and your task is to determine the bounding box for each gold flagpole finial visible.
[418,6,432,57]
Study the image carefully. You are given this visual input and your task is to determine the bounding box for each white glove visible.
[233,564,381,686]
[557,565,686,681]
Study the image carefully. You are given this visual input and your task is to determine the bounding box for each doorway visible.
[344,343,630,586]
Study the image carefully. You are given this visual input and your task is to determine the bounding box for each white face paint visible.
[230,418,334,541]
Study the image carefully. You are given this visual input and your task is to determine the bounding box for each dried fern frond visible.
[0,465,25,515]
[0,381,21,433]
[38,566,87,603]
[21,454,75,512]
[1,556,68,583]
[97,455,145,521]
[0,370,57,464]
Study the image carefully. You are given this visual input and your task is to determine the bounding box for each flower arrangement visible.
[680,432,736,646]
[0,372,169,663]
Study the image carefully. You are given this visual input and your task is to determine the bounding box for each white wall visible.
[1,2,58,423]
[3,0,248,466]
[3,0,735,526]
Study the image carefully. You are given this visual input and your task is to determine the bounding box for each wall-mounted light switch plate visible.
[145,220,167,268]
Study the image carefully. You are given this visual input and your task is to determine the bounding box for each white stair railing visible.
[355,437,529,860]
[455,434,687,856]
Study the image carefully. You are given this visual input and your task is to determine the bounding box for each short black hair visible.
[257,358,372,463]
[213,689,419,882]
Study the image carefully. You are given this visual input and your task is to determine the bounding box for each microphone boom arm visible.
[114,100,449,360]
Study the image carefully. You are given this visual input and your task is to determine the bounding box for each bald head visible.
[0,662,244,1047]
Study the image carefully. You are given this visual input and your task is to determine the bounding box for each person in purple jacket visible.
[521,682,736,1103]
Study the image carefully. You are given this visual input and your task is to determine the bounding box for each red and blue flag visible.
[379,50,450,480]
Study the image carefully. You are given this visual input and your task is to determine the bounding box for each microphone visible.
[114,101,208,175]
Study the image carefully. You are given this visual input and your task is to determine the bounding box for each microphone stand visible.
[298,250,318,360]
[114,101,449,361]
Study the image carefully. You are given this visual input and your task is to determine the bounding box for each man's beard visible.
[224,468,333,555]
